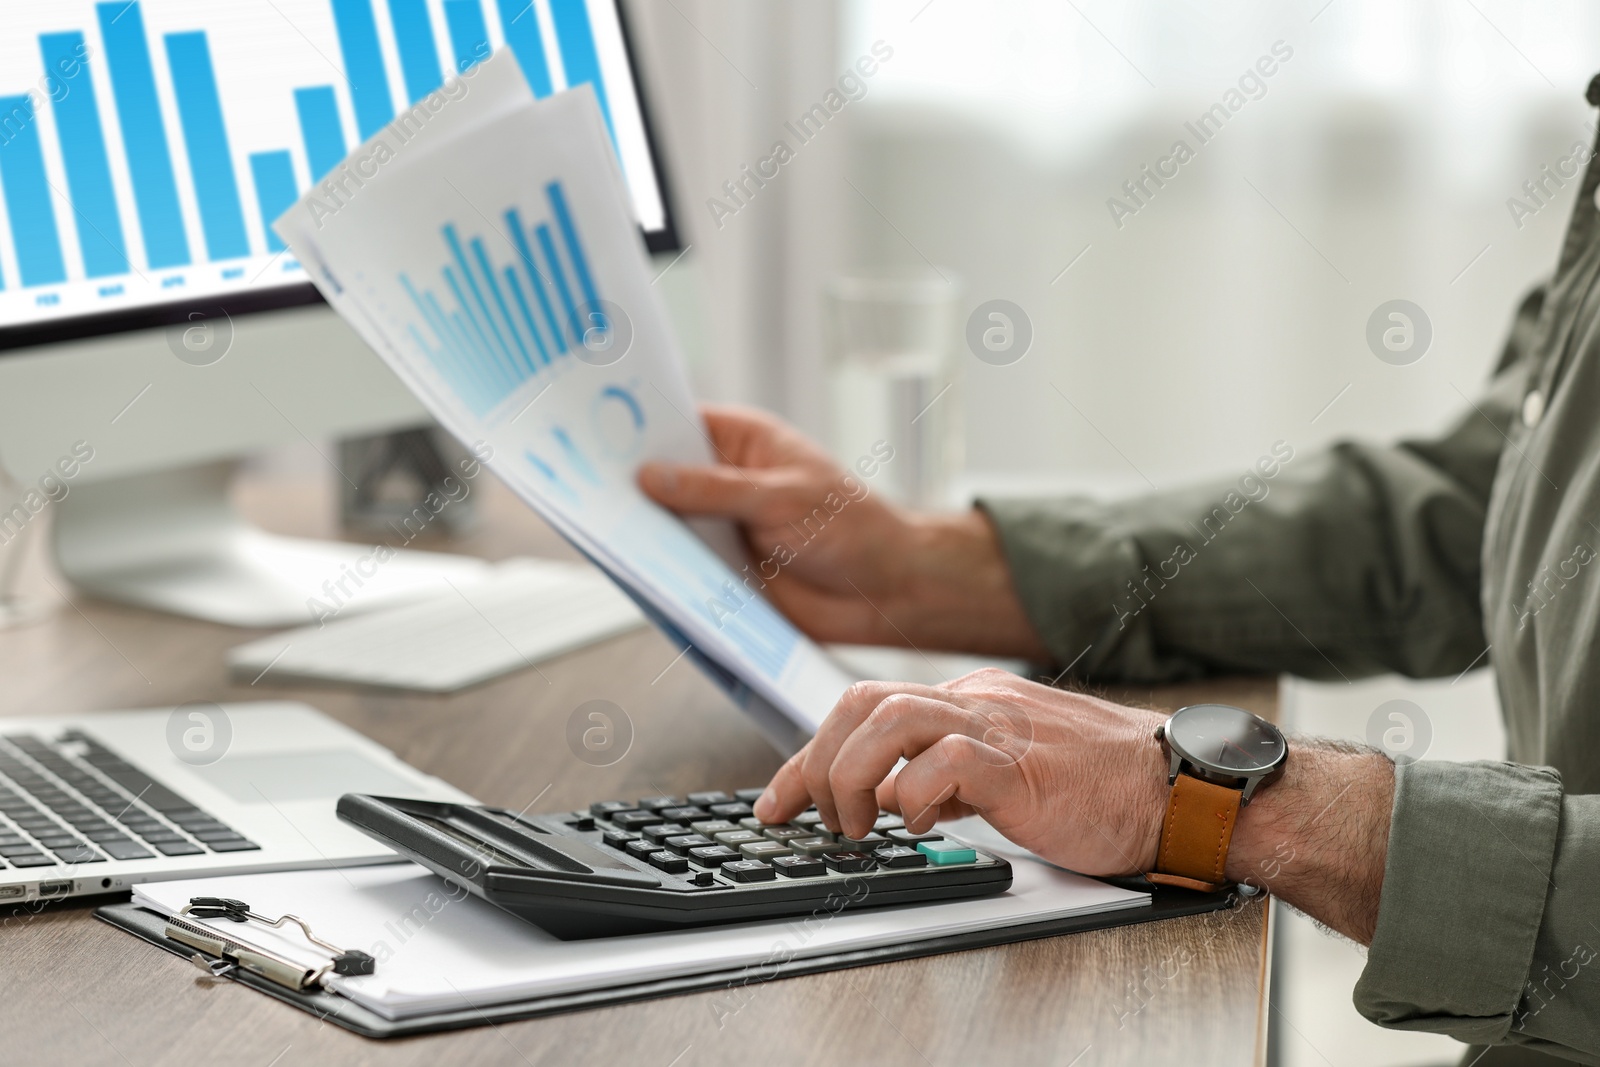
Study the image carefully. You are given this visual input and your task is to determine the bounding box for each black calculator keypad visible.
[338,789,1011,940]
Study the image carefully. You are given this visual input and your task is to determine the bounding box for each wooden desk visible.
[0,471,1273,1066]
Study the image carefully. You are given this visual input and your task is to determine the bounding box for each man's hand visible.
[755,669,1171,876]
[754,668,1396,944]
[638,405,1049,659]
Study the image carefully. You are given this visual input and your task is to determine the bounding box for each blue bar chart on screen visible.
[275,62,856,741]
[0,0,663,333]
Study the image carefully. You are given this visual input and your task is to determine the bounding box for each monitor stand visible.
[52,461,491,628]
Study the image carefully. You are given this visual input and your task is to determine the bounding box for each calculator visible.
[337,790,1013,939]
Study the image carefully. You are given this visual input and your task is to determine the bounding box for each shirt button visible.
[1522,389,1545,428]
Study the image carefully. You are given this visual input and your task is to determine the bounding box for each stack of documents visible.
[129,818,1147,1021]
[274,52,855,747]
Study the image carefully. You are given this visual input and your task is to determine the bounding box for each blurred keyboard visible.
[228,558,645,693]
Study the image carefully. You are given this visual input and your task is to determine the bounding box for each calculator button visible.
[786,837,837,857]
[691,869,716,887]
[659,806,708,822]
[734,788,767,804]
[772,855,827,878]
[763,827,810,843]
[836,833,889,850]
[565,816,596,832]
[625,839,664,859]
[708,802,754,818]
[642,822,691,844]
[875,846,929,869]
[917,840,979,866]
[712,829,762,846]
[611,811,666,831]
[664,834,714,854]
[738,841,790,862]
[822,851,876,873]
[688,845,739,867]
[686,791,731,807]
[602,830,640,849]
[873,814,905,832]
[886,828,942,846]
[636,797,681,812]
[590,800,633,817]
[689,819,738,836]
[722,860,777,883]
[648,851,691,875]
[791,811,825,830]
[739,817,781,832]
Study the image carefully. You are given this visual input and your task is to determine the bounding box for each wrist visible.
[896,509,1050,659]
[1224,741,1394,943]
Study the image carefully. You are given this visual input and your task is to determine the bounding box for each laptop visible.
[0,702,474,903]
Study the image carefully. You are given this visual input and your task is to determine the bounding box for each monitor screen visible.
[0,0,675,349]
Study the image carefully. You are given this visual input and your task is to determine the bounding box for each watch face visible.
[1165,704,1286,777]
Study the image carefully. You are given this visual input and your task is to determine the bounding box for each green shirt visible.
[980,85,1600,1067]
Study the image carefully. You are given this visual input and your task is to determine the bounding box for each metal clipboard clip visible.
[163,896,376,993]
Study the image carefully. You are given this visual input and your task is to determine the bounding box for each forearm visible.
[1225,741,1394,944]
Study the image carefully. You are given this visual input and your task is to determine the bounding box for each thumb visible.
[639,462,812,523]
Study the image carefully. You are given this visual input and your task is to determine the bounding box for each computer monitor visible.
[0,0,681,625]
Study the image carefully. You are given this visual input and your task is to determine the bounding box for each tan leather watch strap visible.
[1147,774,1241,893]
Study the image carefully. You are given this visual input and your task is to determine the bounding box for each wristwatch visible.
[1148,704,1287,893]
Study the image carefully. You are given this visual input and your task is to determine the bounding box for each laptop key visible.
[191,828,249,843]
[6,853,56,867]
[0,843,43,857]
[203,838,259,857]
[101,840,155,860]
[51,846,104,864]
[203,839,261,853]
[151,840,204,856]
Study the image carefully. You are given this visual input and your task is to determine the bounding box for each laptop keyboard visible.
[0,732,258,869]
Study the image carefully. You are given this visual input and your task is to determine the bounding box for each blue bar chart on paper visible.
[399,180,609,416]
[0,0,662,332]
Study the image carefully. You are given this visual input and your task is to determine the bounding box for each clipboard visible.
[96,882,1241,1039]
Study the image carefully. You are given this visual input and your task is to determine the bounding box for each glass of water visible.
[824,274,960,508]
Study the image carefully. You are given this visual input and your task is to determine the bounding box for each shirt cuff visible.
[1354,759,1562,1045]
[976,496,1140,671]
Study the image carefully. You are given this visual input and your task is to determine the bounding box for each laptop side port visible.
[37,880,72,897]
[0,885,23,899]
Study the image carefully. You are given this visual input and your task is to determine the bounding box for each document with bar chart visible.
[276,55,856,743]
[0,0,664,330]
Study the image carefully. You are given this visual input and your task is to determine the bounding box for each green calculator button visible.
[916,839,978,865]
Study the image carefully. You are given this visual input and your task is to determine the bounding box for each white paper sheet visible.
[273,51,856,743]
[132,818,1147,1020]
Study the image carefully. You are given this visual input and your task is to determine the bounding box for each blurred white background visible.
[623,1,1600,1062]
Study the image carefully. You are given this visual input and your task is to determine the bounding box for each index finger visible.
[759,680,949,829]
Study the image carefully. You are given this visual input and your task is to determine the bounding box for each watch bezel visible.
[1155,703,1288,805]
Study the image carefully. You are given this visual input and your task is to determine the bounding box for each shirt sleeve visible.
[1354,759,1600,1062]
[975,285,1545,683]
